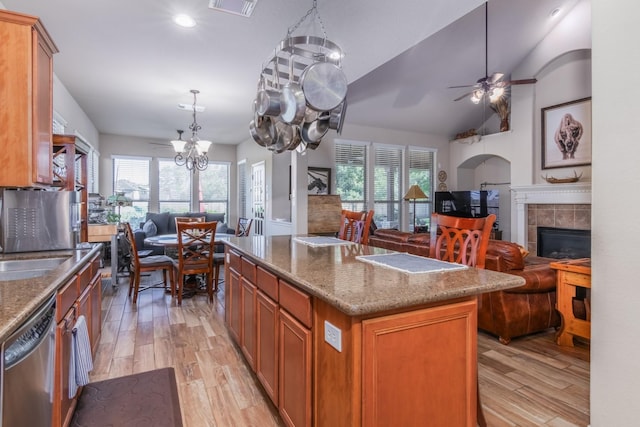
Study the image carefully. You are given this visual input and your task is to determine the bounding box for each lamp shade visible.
[403,184,428,200]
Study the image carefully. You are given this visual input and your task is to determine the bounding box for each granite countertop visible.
[223,235,526,316]
[0,244,102,342]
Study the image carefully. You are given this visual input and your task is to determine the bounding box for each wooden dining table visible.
[143,234,231,297]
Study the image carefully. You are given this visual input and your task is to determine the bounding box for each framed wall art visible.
[307,167,331,195]
[541,97,592,169]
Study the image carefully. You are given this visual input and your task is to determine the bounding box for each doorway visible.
[251,161,265,235]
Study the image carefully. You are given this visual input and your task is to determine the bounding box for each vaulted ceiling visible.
[1,0,580,144]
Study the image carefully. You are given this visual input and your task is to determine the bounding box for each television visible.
[434,190,498,218]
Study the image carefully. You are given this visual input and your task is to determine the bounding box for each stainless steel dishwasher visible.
[1,295,56,427]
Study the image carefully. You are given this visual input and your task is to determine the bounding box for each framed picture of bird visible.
[308,167,331,195]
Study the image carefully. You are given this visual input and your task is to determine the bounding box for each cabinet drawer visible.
[90,254,101,278]
[257,266,278,302]
[56,277,78,322]
[241,257,257,284]
[279,280,312,329]
[227,249,241,273]
[77,262,91,293]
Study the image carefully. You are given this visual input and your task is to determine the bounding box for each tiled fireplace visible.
[511,183,592,255]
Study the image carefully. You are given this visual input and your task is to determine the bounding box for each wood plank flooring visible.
[93,271,589,427]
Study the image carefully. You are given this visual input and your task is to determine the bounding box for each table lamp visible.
[403,184,428,231]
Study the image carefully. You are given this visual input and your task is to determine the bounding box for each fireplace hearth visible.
[537,227,591,259]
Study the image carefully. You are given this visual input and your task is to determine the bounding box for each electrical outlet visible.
[324,321,342,352]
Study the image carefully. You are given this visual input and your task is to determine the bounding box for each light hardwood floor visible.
[93,271,589,427]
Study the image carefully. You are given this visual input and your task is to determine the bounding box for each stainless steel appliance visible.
[0,189,80,252]
[1,295,56,427]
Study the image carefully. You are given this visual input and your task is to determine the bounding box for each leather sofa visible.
[133,212,234,255]
[368,229,560,344]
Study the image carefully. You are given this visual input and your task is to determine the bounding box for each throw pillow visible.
[143,219,158,237]
[216,223,229,235]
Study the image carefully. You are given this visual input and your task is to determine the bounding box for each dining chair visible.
[174,220,218,305]
[174,216,205,228]
[235,217,254,237]
[123,222,176,304]
[428,212,496,427]
[337,209,374,244]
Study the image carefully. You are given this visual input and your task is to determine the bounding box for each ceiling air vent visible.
[208,0,257,18]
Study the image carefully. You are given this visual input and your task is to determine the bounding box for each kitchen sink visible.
[0,257,69,281]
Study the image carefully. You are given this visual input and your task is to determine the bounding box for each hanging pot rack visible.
[250,0,347,152]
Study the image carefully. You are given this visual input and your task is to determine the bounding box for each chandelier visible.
[171,89,212,171]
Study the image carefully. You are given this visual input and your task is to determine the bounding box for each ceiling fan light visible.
[471,89,484,104]
[488,86,504,102]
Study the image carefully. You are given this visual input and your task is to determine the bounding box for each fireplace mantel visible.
[511,183,592,245]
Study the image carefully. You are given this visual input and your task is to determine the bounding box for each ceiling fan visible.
[449,1,536,103]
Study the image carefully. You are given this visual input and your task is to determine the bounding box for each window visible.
[238,160,247,218]
[335,141,436,231]
[373,145,402,229]
[158,159,192,213]
[112,156,150,227]
[408,148,435,231]
[335,142,367,211]
[198,162,230,220]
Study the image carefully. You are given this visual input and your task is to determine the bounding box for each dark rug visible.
[70,367,183,427]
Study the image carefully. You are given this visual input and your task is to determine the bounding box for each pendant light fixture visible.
[171,89,212,172]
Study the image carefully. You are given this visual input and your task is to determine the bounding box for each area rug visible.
[70,367,183,427]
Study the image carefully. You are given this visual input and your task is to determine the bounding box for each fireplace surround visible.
[511,183,591,255]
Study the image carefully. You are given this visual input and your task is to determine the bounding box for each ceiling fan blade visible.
[453,91,473,102]
[505,78,538,86]
[488,72,505,84]
[448,84,476,89]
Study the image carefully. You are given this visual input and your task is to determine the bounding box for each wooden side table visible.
[550,258,591,347]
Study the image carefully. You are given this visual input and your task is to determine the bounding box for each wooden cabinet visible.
[256,266,280,405]
[0,10,58,187]
[228,266,242,344]
[54,307,77,427]
[361,300,477,427]
[256,289,279,404]
[279,309,312,427]
[52,253,102,427]
[240,277,257,369]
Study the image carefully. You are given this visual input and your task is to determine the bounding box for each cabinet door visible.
[240,277,257,370]
[53,308,76,427]
[90,273,102,355]
[0,11,56,187]
[78,282,91,340]
[33,31,54,184]
[227,267,242,344]
[256,290,279,405]
[279,309,312,427]
[361,300,477,427]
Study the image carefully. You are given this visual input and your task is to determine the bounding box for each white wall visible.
[52,75,100,149]
[591,1,640,425]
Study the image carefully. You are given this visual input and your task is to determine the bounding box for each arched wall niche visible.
[455,153,511,240]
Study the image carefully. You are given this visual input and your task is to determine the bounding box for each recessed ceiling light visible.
[550,8,561,18]
[174,14,196,28]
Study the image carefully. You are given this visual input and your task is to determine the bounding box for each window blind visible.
[373,145,402,228]
[335,142,367,211]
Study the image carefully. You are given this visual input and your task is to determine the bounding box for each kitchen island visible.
[223,236,525,427]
